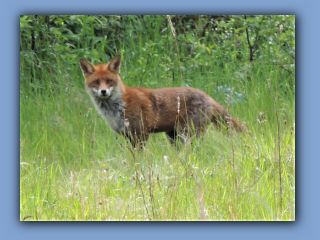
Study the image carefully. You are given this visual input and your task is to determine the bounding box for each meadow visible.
[20,15,295,220]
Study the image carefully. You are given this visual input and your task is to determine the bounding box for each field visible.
[20,15,295,221]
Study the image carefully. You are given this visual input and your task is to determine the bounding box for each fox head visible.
[79,55,123,99]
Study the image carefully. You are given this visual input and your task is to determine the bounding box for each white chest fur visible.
[89,93,126,134]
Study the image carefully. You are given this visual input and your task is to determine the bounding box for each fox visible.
[80,55,245,148]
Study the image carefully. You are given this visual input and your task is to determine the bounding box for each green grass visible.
[20,16,295,221]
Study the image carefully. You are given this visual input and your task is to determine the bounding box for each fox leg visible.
[124,132,149,149]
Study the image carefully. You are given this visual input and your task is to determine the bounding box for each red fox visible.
[80,55,245,148]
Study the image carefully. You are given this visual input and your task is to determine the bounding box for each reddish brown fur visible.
[80,55,245,147]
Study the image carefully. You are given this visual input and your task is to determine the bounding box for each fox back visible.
[80,55,245,147]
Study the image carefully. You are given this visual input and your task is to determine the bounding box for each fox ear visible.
[108,55,121,73]
[80,59,95,75]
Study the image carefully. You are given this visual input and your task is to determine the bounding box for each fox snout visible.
[96,87,113,98]
[88,87,113,99]
[101,89,107,96]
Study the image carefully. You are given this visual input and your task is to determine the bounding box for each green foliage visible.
[20,15,295,221]
[20,15,295,87]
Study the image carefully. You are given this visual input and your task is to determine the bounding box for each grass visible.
[20,15,295,221]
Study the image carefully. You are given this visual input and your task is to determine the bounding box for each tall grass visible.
[20,15,295,221]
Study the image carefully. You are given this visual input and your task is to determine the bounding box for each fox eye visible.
[93,80,99,85]
[107,79,112,84]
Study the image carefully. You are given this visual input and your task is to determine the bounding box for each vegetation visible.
[20,15,295,221]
